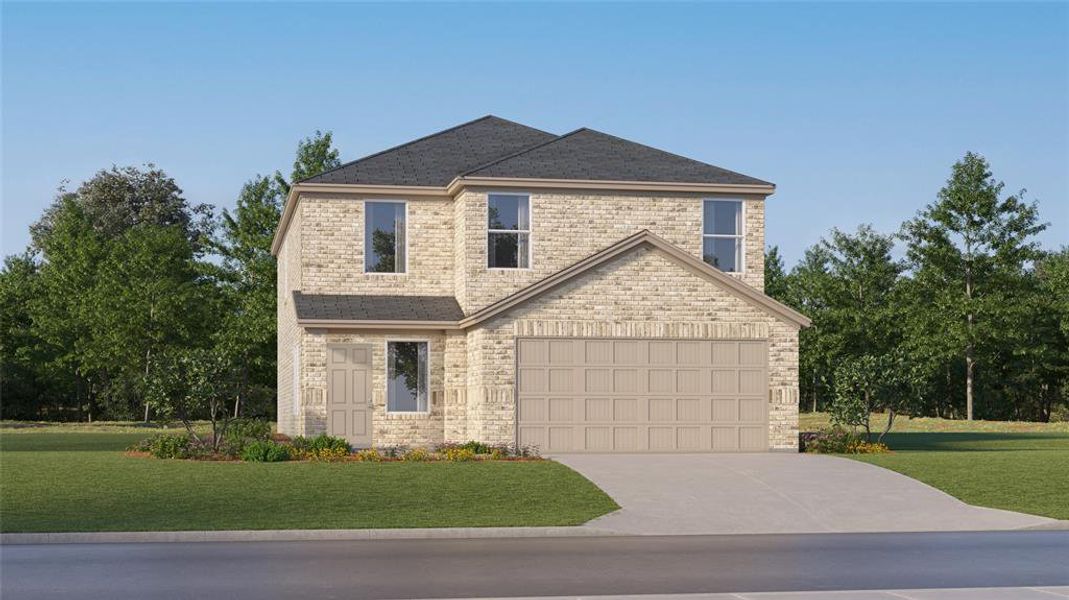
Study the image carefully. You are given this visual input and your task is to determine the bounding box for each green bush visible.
[443,447,477,462]
[803,427,890,454]
[240,440,291,462]
[291,434,351,460]
[227,419,272,442]
[130,433,199,459]
[402,447,432,462]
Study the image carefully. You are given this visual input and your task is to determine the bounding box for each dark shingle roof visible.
[301,116,556,186]
[294,292,464,322]
[301,117,771,188]
[462,128,771,186]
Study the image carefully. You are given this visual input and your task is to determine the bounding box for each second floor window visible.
[365,201,406,273]
[702,200,743,273]
[487,193,530,269]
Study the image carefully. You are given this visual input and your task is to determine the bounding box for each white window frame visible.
[701,198,746,274]
[363,200,409,275]
[486,192,532,270]
[384,339,431,414]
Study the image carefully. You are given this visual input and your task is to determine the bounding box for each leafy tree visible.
[211,131,342,418]
[145,346,240,449]
[31,165,212,253]
[831,352,923,441]
[900,152,1046,419]
[275,130,341,195]
[85,225,217,419]
[788,225,903,411]
[764,245,790,301]
[211,176,286,417]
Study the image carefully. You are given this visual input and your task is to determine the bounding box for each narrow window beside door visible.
[365,201,407,273]
[386,341,428,412]
[487,193,530,268]
[702,199,744,273]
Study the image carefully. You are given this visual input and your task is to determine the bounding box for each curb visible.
[0,526,623,545]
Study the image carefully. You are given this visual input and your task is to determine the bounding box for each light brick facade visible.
[278,187,801,451]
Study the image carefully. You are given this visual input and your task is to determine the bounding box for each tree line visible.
[0,132,341,421]
[2,147,1066,425]
[765,152,1068,432]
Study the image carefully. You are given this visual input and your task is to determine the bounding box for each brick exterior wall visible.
[463,246,799,450]
[277,187,798,451]
[454,189,765,312]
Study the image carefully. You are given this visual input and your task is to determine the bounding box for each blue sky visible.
[3,2,1066,265]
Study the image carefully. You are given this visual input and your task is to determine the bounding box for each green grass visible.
[850,431,1069,521]
[800,411,1069,433]
[0,431,618,533]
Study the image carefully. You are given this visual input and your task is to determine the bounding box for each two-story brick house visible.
[273,116,809,452]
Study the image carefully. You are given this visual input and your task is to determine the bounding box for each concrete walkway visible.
[554,453,1056,535]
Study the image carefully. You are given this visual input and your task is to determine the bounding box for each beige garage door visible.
[516,339,768,453]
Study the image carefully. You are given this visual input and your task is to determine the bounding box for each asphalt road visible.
[2,531,1068,600]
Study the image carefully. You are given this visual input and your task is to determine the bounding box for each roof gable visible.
[302,116,556,187]
[461,128,772,186]
[460,230,810,329]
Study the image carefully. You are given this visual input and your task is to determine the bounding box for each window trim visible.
[291,344,300,417]
[363,199,409,275]
[384,338,431,414]
[486,191,533,271]
[701,198,746,274]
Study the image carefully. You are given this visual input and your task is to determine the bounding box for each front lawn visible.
[851,430,1069,521]
[0,429,618,533]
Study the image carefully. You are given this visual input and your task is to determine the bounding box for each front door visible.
[326,344,373,447]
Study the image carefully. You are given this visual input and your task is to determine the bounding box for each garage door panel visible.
[518,397,546,421]
[519,369,547,393]
[547,398,572,422]
[739,370,766,395]
[548,368,573,392]
[649,398,674,421]
[584,398,612,421]
[649,370,673,393]
[517,338,768,453]
[613,398,638,421]
[518,339,547,364]
[740,427,767,450]
[739,342,767,366]
[585,370,611,392]
[739,398,765,422]
[585,341,612,363]
[711,370,738,394]
[548,427,574,451]
[547,340,574,364]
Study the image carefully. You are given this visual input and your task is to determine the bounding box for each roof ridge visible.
[458,128,587,177]
[572,128,773,186]
[297,115,554,185]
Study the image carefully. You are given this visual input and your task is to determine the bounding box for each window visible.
[386,341,428,412]
[487,193,530,268]
[365,201,406,273]
[702,200,744,273]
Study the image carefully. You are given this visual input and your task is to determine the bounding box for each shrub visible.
[443,447,477,462]
[132,433,196,459]
[240,440,291,462]
[402,447,432,462]
[227,419,272,442]
[804,427,890,454]
[354,448,383,462]
[291,434,351,460]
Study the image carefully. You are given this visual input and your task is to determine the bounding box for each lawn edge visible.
[0,525,626,545]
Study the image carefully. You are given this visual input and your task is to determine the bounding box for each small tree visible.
[145,347,239,450]
[832,352,922,442]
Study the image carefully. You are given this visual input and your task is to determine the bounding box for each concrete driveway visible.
[554,453,1057,535]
